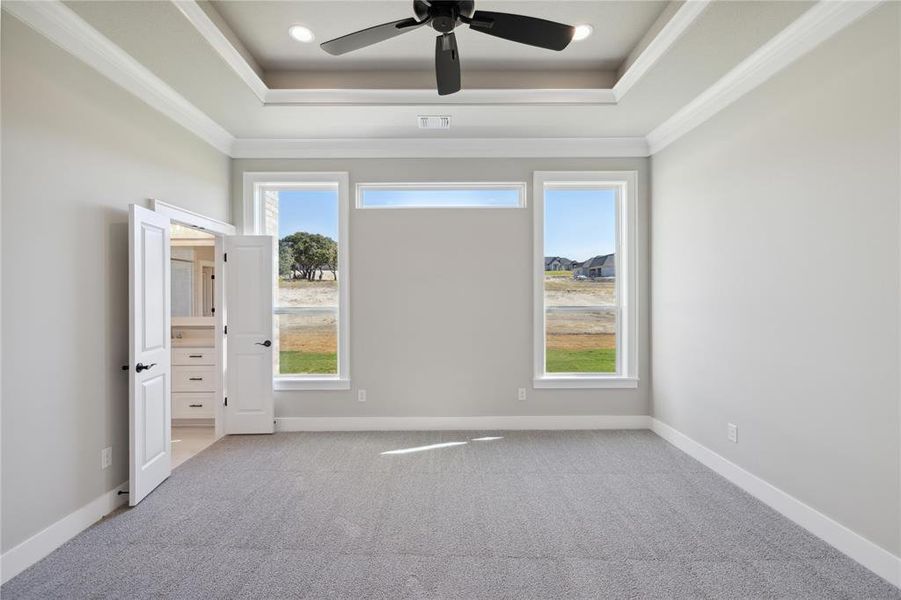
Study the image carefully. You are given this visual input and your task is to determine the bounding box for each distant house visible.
[573,254,615,278]
[544,256,574,271]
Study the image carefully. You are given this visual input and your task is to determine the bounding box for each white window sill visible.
[533,376,639,390]
[275,377,351,391]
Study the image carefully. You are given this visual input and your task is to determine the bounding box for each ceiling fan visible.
[320,1,576,96]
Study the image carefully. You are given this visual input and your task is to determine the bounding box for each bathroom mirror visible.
[171,225,216,324]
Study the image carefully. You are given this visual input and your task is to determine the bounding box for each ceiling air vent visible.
[418,115,451,130]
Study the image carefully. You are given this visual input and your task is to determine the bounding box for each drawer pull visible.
[188,377,204,381]
[188,354,203,358]
[188,403,204,408]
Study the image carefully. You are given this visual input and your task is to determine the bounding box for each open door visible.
[128,205,172,505]
[225,236,274,434]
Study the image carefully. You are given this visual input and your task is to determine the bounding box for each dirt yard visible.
[545,275,616,352]
[279,279,337,307]
[276,276,617,355]
[277,314,336,353]
[544,276,615,306]
[277,280,338,353]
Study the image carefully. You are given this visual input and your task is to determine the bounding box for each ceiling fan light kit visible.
[320,0,576,96]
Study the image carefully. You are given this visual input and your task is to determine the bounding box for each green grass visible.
[546,348,616,373]
[281,348,613,375]
[544,270,574,278]
[280,351,337,375]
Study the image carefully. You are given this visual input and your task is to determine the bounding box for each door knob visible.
[135,362,157,373]
[255,340,272,348]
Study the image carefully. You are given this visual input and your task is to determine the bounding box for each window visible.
[533,171,638,388]
[357,182,525,208]
[245,172,350,390]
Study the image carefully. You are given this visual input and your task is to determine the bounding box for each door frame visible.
[151,200,236,440]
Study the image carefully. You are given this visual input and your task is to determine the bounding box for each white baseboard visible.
[0,481,128,585]
[650,418,901,588]
[275,414,653,432]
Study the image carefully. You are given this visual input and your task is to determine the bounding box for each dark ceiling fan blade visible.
[467,10,574,51]
[435,32,461,95]
[320,17,426,56]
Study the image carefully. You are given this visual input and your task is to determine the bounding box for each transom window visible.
[533,171,638,388]
[357,182,525,208]
[246,172,350,390]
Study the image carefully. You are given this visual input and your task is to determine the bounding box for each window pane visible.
[544,187,617,374]
[359,185,522,208]
[264,187,340,377]
[545,308,616,373]
[276,309,337,375]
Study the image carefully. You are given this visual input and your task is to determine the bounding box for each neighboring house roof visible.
[575,254,615,271]
[603,254,615,269]
[544,256,573,268]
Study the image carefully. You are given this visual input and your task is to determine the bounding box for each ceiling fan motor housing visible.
[415,1,475,33]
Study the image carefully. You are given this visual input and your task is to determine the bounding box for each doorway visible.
[129,200,274,505]
[169,223,218,467]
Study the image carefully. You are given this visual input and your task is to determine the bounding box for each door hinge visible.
[224,397,228,407]
[224,325,227,335]
[224,253,227,262]
[211,274,215,280]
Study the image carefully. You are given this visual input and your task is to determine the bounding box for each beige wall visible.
[651,5,901,555]
[232,158,651,419]
[1,15,231,551]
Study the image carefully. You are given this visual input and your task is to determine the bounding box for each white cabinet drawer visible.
[172,392,215,419]
[172,348,215,366]
[172,366,217,392]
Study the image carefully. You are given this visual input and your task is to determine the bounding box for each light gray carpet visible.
[3,430,899,599]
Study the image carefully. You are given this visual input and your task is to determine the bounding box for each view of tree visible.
[279,232,338,281]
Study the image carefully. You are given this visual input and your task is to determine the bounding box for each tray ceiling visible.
[208,0,670,73]
[44,0,820,144]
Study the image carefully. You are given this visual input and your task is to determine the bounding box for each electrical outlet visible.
[517,388,527,401]
[101,447,112,469]
[358,389,367,402]
[727,423,738,443]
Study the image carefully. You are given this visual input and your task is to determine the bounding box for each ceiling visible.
[53,0,815,144]
[209,1,669,74]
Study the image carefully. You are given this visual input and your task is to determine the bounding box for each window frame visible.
[532,171,639,389]
[356,181,527,209]
[243,171,350,391]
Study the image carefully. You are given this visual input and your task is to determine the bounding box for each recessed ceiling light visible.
[573,24,593,41]
[288,25,315,43]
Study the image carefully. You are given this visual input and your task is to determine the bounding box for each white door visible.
[128,205,172,505]
[225,236,274,434]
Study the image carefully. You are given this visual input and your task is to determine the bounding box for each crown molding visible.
[263,88,618,106]
[1,0,234,155]
[230,137,651,159]
[647,0,883,154]
[172,0,268,103]
[612,0,712,102]
[173,0,707,107]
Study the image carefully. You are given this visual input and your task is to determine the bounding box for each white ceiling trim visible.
[1,0,234,155]
[173,0,707,107]
[612,0,712,102]
[230,137,650,159]
[647,0,883,154]
[264,88,618,105]
[172,0,268,103]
